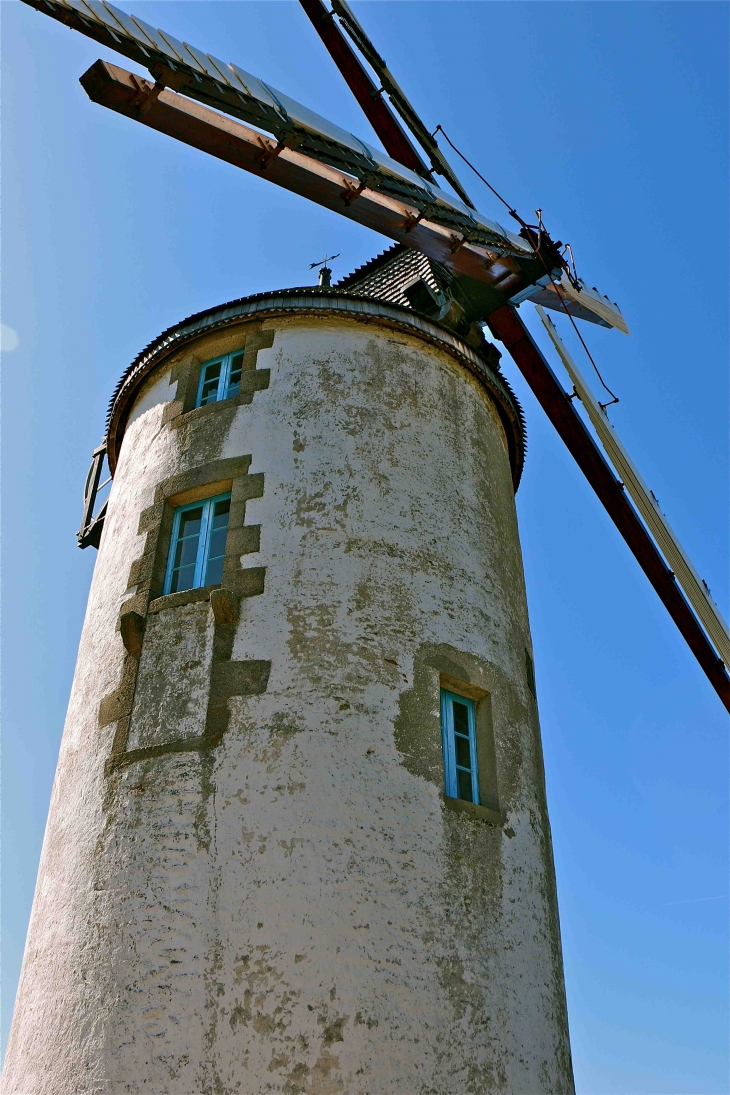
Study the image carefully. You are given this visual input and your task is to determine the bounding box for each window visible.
[164,492,231,595]
[525,648,536,697]
[195,350,244,407]
[440,689,479,804]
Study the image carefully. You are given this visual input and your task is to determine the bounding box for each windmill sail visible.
[77,59,533,294]
[297,0,434,181]
[516,275,630,334]
[20,0,629,333]
[21,0,528,258]
[326,0,475,207]
[536,306,729,665]
[18,0,728,708]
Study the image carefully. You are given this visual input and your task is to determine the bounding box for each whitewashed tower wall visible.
[4,290,574,1094]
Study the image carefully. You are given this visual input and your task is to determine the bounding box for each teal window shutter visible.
[197,357,225,406]
[440,690,479,804]
[225,352,244,398]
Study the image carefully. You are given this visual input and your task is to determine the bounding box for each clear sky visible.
[1,2,728,1091]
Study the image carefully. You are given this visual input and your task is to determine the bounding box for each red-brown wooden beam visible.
[486,305,730,713]
[297,0,432,179]
[79,62,521,289]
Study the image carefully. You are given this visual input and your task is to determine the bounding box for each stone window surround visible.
[101,455,270,775]
[394,646,506,828]
[160,323,274,432]
[439,672,502,825]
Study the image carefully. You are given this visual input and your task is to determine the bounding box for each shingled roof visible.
[336,244,453,307]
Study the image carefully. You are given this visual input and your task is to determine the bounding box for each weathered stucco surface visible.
[127,602,214,750]
[3,312,574,1094]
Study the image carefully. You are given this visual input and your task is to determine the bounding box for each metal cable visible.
[433,124,621,406]
[432,125,516,215]
[550,283,621,408]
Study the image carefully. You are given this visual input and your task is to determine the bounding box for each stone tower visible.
[3,249,574,1094]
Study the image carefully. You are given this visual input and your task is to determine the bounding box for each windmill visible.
[19,0,730,709]
[2,4,726,1090]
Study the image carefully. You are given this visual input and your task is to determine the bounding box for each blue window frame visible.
[164,492,231,595]
[440,690,479,804]
[195,350,245,407]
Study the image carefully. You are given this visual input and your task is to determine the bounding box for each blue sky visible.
[2,2,727,1091]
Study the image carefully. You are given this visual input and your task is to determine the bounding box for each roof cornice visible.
[106,288,525,488]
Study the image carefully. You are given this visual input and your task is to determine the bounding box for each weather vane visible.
[309,252,340,288]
